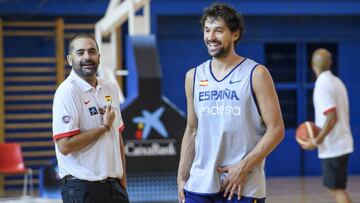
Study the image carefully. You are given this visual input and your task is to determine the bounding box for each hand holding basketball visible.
[295,121,320,150]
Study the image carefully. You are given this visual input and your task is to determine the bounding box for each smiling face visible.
[67,37,100,80]
[203,17,239,59]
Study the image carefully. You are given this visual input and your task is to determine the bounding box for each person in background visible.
[302,48,354,203]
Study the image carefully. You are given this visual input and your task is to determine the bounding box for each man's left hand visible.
[217,163,248,200]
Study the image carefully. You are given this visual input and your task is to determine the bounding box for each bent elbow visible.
[56,142,71,156]
[61,150,71,156]
[58,146,71,156]
[274,123,285,143]
[278,126,285,141]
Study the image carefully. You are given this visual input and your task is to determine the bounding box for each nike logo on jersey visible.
[229,80,241,84]
[84,100,91,105]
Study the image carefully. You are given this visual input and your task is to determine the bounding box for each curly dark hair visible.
[200,2,245,45]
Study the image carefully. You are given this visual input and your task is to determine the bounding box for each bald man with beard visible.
[302,48,354,203]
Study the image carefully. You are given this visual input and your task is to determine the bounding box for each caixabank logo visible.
[125,106,176,157]
[122,99,186,172]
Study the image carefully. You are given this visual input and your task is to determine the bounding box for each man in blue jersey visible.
[177,3,285,203]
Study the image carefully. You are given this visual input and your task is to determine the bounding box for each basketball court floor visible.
[0,176,359,203]
[266,176,360,203]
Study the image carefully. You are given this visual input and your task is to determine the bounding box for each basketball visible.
[295,121,320,145]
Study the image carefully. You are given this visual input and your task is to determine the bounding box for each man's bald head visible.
[311,48,332,74]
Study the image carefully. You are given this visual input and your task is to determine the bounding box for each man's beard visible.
[74,61,98,77]
[209,47,229,58]
[206,41,230,58]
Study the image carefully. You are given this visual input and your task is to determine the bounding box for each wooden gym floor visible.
[0,176,359,202]
[266,176,360,203]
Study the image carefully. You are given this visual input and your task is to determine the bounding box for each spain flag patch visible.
[105,95,112,102]
[199,80,209,86]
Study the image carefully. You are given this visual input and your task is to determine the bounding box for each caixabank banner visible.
[121,35,186,172]
[122,93,186,172]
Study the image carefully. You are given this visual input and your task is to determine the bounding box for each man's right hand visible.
[177,180,186,203]
[103,104,115,128]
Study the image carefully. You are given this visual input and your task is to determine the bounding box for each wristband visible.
[101,124,110,131]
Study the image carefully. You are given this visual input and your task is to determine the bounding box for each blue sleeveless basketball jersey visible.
[184,58,266,198]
